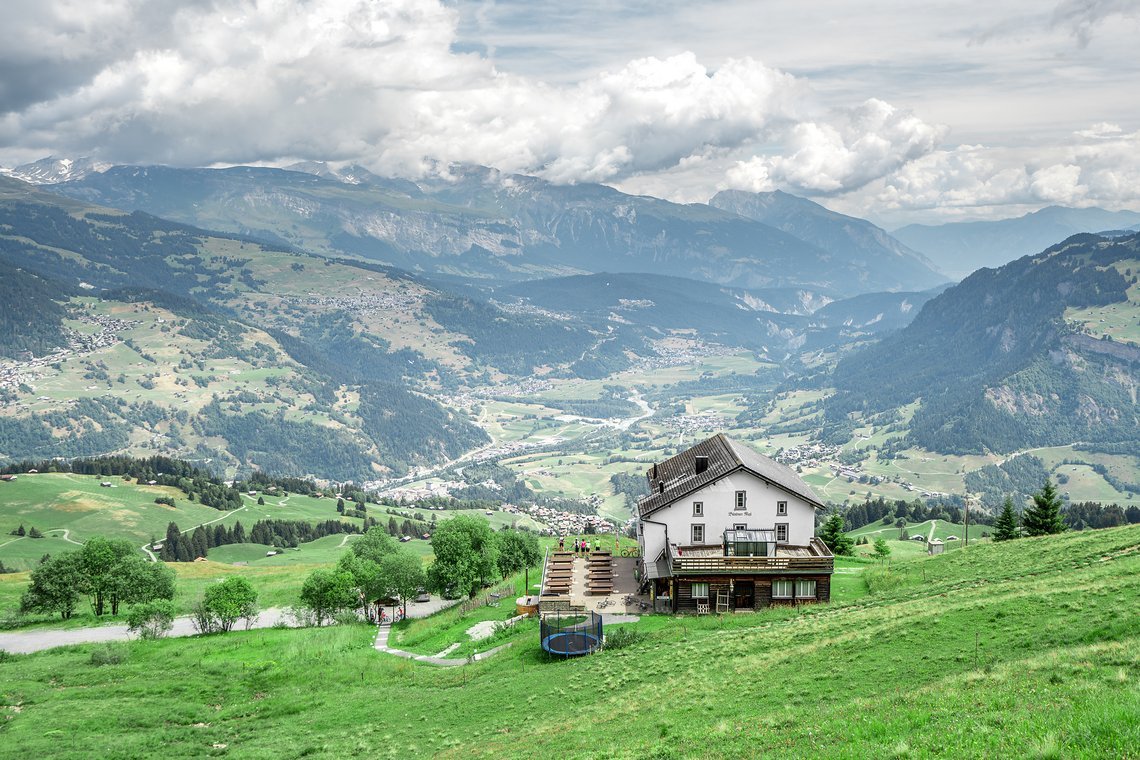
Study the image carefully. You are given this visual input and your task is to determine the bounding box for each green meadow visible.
[1,525,1137,758]
[0,474,370,571]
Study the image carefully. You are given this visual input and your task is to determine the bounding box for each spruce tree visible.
[993,497,1020,541]
[1023,479,1066,536]
[191,525,209,559]
[818,511,855,556]
[161,522,181,562]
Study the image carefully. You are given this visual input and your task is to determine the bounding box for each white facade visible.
[639,470,818,562]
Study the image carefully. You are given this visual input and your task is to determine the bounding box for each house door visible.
[734,581,754,609]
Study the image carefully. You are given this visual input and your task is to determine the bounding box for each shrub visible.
[89,644,127,666]
[864,567,910,596]
[203,577,259,632]
[189,598,217,634]
[127,600,177,639]
[604,626,645,651]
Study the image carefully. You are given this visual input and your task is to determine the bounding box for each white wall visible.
[640,470,818,561]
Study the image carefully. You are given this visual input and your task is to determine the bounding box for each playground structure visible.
[540,611,603,657]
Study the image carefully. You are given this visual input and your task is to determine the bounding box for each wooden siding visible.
[674,573,830,613]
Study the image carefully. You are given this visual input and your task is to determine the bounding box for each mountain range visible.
[893,206,1140,279]
[28,161,946,297]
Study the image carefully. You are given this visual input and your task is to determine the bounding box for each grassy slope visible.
[0,474,371,571]
[0,526,1137,758]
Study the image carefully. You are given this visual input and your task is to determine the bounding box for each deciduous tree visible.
[127,599,177,639]
[873,537,891,562]
[427,515,499,598]
[202,577,259,632]
[20,552,83,620]
[379,551,426,617]
[300,569,356,626]
[495,530,541,577]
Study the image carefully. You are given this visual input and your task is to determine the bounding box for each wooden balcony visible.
[666,537,834,575]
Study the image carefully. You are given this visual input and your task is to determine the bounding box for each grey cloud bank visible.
[1,0,1138,226]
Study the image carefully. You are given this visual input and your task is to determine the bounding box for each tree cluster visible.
[21,537,175,620]
[159,518,368,561]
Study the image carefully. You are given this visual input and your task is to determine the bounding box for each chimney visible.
[695,455,709,475]
[652,463,658,479]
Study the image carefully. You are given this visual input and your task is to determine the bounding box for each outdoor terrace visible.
[667,537,834,575]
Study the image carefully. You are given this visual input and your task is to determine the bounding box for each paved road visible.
[0,608,296,655]
[0,594,462,655]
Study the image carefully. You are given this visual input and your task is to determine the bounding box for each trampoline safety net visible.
[540,611,603,657]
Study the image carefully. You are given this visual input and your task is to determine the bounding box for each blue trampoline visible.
[541,611,603,657]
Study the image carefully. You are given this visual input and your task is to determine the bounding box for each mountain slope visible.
[710,189,945,292]
[0,176,493,478]
[825,232,1140,454]
[894,206,1140,279]
[48,163,942,296]
[499,272,945,359]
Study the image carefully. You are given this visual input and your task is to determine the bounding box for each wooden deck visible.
[667,537,834,575]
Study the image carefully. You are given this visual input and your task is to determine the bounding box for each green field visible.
[847,519,991,559]
[1,524,1137,757]
[0,474,371,571]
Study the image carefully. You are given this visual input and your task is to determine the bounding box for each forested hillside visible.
[825,232,1140,454]
[0,178,499,479]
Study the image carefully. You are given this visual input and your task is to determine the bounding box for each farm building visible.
[637,433,834,613]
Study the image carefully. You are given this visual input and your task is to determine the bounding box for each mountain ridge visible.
[43,162,945,296]
[894,205,1140,279]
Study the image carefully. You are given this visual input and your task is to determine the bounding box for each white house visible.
[637,433,834,613]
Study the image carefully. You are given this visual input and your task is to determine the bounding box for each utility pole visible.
[965,497,970,547]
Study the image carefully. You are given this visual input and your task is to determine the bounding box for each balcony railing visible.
[666,537,834,575]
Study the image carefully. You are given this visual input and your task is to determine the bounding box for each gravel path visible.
[373,623,511,666]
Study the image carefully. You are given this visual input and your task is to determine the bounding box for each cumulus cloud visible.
[0,0,939,198]
[872,126,1140,216]
[725,99,946,195]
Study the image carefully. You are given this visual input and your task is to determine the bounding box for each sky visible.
[1,0,1138,226]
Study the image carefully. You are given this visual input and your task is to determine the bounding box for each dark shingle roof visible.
[637,433,824,518]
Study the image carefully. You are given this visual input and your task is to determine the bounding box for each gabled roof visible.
[637,433,824,518]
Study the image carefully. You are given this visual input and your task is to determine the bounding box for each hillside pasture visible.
[0,525,1137,757]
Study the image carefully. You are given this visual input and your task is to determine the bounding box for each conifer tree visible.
[191,525,209,559]
[993,496,1020,541]
[818,511,855,556]
[161,522,180,561]
[1023,479,1066,536]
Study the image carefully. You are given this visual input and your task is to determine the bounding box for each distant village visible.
[0,314,139,398]
[383,478,612,536]
[293,289,422,315]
